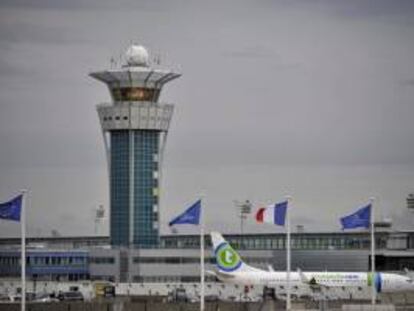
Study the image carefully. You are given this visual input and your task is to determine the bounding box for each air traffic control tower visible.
[90,45,181,247]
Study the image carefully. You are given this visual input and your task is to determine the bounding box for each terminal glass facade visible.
[0,252,88,281]
[160,233,388,251]
[110,130,159,247]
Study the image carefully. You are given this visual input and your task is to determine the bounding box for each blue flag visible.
[274,201,288,226]
[0,195,22,222]
[169,199,201,226]
[340,204,371,229]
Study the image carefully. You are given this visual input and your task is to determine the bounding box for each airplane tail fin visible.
[210,231,261,274]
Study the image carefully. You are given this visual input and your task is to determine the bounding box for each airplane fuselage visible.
[217,270,414,294]
[210,231,414,299]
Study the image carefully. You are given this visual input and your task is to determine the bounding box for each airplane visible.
[209,231,414,300]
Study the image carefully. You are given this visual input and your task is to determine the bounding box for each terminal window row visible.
[161,236,387,250]
[132,256,272,265]
[103,116,129,121]
[103,116,167,122]
[0,256,87,266]
[89,257,115,264]
[133,275,216,283]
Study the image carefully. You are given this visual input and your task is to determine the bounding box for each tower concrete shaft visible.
[90,46,180,247]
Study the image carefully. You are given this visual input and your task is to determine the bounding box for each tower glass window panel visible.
[110,131,130,246]
[133,131,159,247]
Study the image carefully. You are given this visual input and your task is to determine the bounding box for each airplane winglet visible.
[206,270,217,277]
[297,268,310,284]
[404,267,414,281]
[297,267,327,290]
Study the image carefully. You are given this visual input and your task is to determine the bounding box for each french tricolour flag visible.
[255,201,288,226]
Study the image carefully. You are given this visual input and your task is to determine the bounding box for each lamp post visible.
[234,200,252,249]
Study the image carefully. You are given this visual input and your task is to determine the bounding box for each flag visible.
[0,194,22,222]
[340,204,371,229]
[256,201,287,226]
[169,199,201,226]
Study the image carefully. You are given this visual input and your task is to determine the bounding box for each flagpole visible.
[286,196,291,311]
[200,197,205,311]
[370,197,376,305]
[21,190,27,311]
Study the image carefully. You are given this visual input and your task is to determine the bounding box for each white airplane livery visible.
[210,232,414,299]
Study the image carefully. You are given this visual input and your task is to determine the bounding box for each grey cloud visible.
[223,45,277,60]
[270,0,414,19]
[0,21,84,46]
[331,0,414,19]
[0,0,89,10]
[0,57,33,77]
[1,0,414,237]
[400,79,414,87]
[0,0,169,12]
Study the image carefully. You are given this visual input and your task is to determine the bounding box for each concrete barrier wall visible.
[342,304,395,311]
[0,302,271,311]
[0,301,409,311]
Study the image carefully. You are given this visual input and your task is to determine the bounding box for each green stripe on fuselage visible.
[367,272,373,286]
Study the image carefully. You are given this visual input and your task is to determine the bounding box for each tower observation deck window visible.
[112,87,158,101]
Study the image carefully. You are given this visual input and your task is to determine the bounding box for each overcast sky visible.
[1,0,414,237]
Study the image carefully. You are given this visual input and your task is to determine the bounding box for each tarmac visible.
[3,292,414,311]
[0,299,414,311]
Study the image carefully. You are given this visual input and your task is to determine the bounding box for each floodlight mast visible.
[234,199,252,249]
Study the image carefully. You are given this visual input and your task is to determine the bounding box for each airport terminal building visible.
[1,229,414,283]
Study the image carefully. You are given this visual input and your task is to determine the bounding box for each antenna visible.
[407,193,414,211]
[110,57,116,69]
[153,52,161,66]
[94,205,105,235]
[51,229,61,237]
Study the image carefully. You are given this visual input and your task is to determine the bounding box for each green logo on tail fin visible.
[215,243,242,272]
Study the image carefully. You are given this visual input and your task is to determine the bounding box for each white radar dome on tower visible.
[125,45,149,67]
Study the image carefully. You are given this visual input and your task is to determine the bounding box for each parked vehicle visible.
[33,293,59,303]
[167,288,188,303]
[94,282,115,298]
[57,291,84,301]
[204,295,219,302]
[8,292,36,302]
[0,294,11,303]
